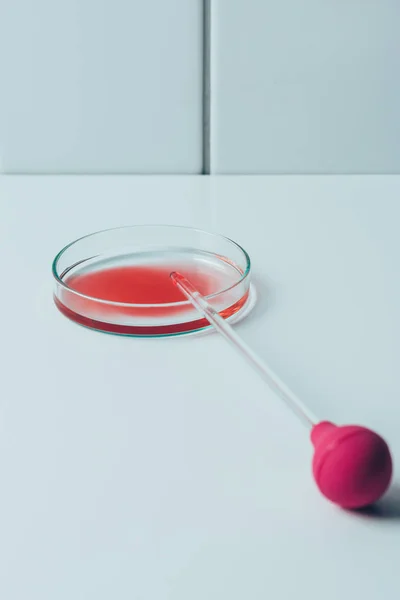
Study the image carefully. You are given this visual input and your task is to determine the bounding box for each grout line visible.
[202,0,211,174]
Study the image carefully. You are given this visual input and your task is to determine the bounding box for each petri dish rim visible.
[52,224,252,308]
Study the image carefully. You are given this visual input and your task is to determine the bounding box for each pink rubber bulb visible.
[311,422,393,509]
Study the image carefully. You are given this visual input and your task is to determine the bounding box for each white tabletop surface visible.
[1,175,400,599]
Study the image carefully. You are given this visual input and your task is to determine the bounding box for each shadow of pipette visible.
[353,482,400,520]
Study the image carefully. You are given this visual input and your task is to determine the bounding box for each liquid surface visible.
[68,265,214,304]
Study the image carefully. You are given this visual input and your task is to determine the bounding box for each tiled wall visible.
[211,0,400,174]
[1,1,399,174]
[0,1,203,173]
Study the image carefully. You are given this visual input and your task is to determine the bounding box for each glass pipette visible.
[170,271,393,509]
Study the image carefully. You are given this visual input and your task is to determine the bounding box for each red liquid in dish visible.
[55,264,248,335]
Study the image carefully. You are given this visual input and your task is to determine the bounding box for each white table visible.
[1,176,400,599]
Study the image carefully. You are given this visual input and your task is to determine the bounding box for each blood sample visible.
[56,260,248,335]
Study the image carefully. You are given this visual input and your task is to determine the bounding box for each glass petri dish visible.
[52,225,252,337]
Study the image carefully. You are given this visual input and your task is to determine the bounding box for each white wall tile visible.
[211,0,400,173]
[0,1,202,173]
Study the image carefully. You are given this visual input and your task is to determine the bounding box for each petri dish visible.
[52,225,252,337]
